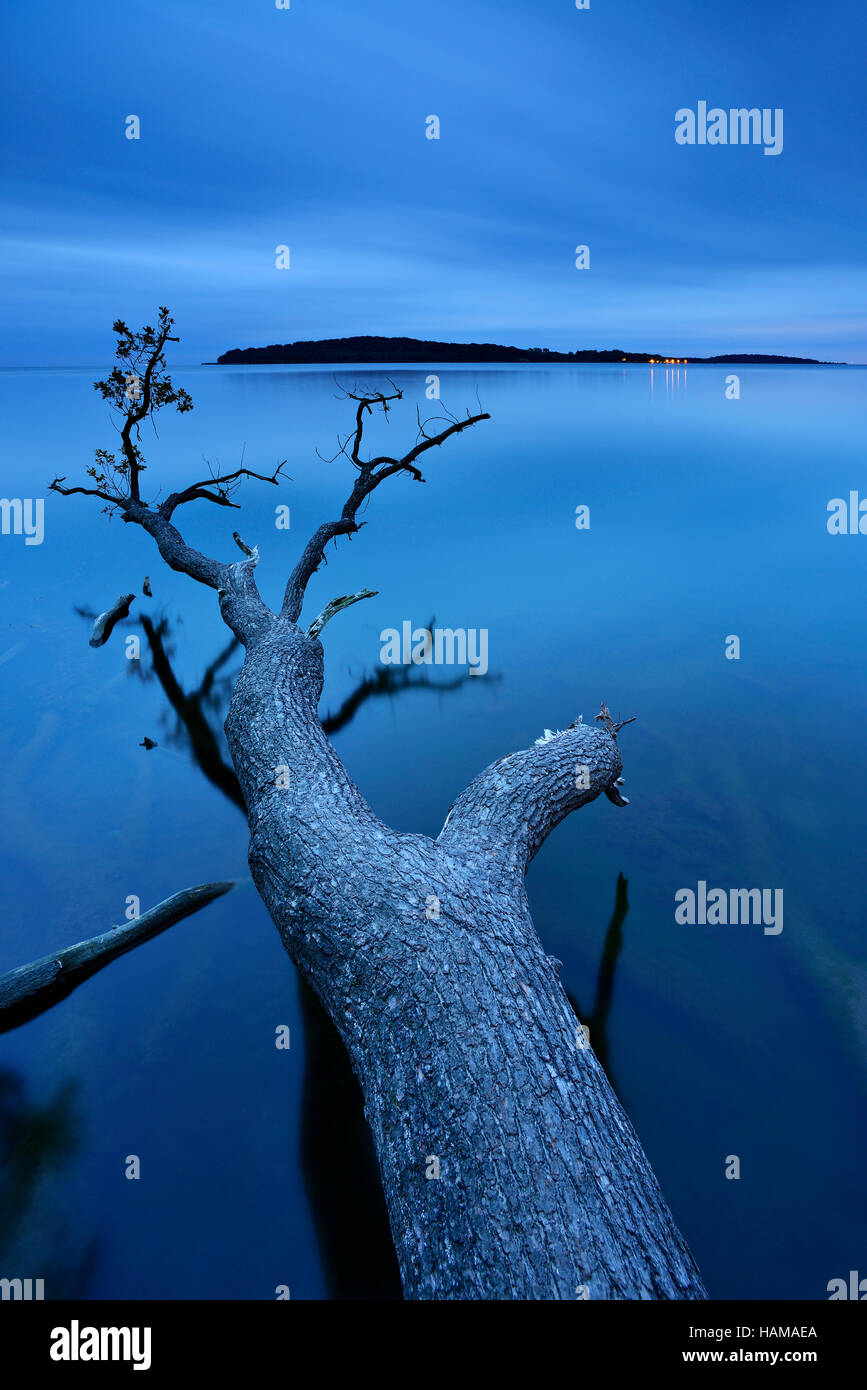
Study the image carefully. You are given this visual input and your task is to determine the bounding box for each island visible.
[211,336,834,366]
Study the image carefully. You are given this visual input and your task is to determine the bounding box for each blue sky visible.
[2,0,865,364]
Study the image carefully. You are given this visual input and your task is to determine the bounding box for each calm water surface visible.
[1,362,865,1298]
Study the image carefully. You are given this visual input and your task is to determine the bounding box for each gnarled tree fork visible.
[51,311,707,1300]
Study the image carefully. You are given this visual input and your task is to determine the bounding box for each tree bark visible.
[223,618,706,1300]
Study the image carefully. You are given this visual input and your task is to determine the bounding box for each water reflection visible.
[565,871,629,1097]
[0,1069,98,1297]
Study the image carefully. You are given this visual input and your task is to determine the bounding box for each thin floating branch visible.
[0,880,241,1034]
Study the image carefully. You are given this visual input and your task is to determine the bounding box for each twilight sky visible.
[2,0,865,365]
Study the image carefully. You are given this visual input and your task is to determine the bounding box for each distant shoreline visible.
[209,335,839,367]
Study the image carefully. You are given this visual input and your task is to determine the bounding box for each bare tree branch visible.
[49,313,286,645]
[0,881,240,1035]
[282,389,490,622]
[161,459,289,518]
[343,384,403,466]
[232,531,255,557]
[595,701,637,738]
[49,478,124,507]
[306,588,378,640]
[54,318,489,652]
[437,722,624,880]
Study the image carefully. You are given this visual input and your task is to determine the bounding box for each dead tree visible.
[51,311,706,1300]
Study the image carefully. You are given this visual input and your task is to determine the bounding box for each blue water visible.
[1,362,865,1299]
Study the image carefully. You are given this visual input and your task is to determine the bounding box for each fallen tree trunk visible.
[51,318,708,1299]
[226,621,706,1299]
[0,881,237,1034]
